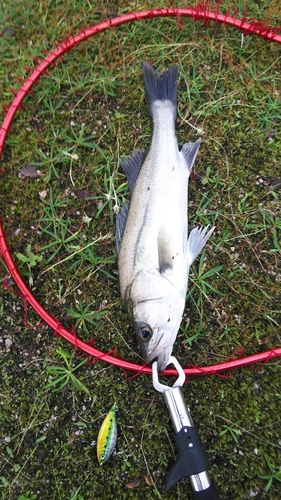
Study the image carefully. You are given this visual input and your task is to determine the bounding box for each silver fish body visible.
[116,62,214,371]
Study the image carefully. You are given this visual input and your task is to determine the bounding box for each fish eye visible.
[137,324,153,342]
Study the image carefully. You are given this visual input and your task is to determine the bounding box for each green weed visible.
[18,492,37,500]
[188,251,224,303]
[259,457,281,492]
[219,422,243,445]
[45,347,89,394]
[66,301,108,335]
[16,244,43,287]
[201,165,227,189]
[120,452,132,472]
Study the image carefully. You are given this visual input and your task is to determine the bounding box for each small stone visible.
[39,189,48,199]
[5,338,13,348]
[3,27,15,36]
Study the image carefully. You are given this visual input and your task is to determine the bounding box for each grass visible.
[16,245,43,287]
[259,457,281,493]
[1,0,281,499]
[45,347,90,393]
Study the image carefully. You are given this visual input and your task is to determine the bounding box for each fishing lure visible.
[97,402,117,465]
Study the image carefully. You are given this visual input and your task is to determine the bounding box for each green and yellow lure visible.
[97,402,117,465]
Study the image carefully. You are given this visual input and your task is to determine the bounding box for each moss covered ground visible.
[0,1,281,498]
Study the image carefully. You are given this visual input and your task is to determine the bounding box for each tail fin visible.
[142,61,178,118]
[186,226,215,267]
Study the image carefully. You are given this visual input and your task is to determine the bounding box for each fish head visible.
[126,270,186,372]
[132,295,184,372]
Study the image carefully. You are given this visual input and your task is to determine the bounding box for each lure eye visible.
[137,324,153,342]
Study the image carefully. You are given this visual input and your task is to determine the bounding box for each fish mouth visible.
[143,338,172,372]
[156,349,172,372]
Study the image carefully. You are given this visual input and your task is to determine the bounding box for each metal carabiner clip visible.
[152,357,221,499]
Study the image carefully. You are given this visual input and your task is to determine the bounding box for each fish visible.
[116,62,215,372]
[97,402,117,465]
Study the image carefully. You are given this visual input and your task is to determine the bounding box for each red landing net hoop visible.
[1,7,281,377]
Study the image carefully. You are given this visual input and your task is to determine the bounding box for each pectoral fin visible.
[186,225,215,266]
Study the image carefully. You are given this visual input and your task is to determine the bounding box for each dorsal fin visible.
[181,140,201,173]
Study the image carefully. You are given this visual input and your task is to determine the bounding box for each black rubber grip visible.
[191,483,221,500]
[165,426,209,491]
